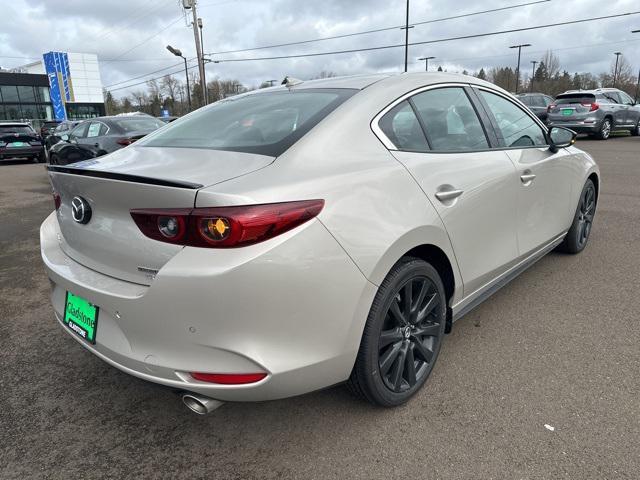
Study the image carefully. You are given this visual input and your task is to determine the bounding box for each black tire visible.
[37,150,46,163]
[630,119,640,137]
[49,154,59,165]
[595,118,612,140]
[557,179,596,254]
[347,257,446,407]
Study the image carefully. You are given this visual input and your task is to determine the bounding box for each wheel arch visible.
[588,171,599,202]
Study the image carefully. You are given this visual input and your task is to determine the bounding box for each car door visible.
[80,121,108,157]
[602,91,627,127]
[474,87,573,256]
[618,91,638,126]
[378,85,520,296]
[59,122,89,164]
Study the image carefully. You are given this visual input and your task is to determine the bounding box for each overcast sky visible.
[1,0,639,98]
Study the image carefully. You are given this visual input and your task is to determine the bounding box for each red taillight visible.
[586,102,600,112]
[116,138,134,146]
[191,372,267,384]
[130,200,324,248]
[53,192,61,210]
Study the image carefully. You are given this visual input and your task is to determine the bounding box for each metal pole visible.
[404,0,409,72]
[636,68,640,103]
[189,1,207,105]
[183,56,191,111]
[515,46,522,94]
[613,52,622,88]
[198,18,207,104]
[530,60,538,92]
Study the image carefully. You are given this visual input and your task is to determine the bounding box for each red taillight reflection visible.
[191,372,267,384]
[116,138,134,146]
[53,192,61,210]
[130,200,324,248]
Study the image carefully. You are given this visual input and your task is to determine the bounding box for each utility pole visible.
[613,52,622,88]
[509,43,531,94]
[632,31,639,101]
[197,17,207,104]
[418,56,436,72]
[400,0,414,72]
[530,60,538,92]
[183,0,207,105]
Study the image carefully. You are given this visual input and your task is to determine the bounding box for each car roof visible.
[560,88,621,95]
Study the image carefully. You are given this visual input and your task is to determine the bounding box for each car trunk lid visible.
[49,146,274,285]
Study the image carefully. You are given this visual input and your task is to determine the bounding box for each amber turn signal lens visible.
[202,217,231,241]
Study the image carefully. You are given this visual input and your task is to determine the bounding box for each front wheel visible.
[347,257,446,407]
[557,179,596,254]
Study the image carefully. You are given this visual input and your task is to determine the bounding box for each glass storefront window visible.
[17,86,37,103]
[38,87,51,103]
[4,105,21,120]
[0,85,20,102]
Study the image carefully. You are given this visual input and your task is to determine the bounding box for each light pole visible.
[400,0,414,73]
[166,45,191,112]
[530,60,538,92]
[633,30,639,102]
[509,43,531,94]
[613,52,622,87]
[418,56,436,72]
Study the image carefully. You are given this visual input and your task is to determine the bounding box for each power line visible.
[104,58,197,88]
[208,11,640,63]
[105,15,186,61]
[205,0,551,56]
[107,63,201,92]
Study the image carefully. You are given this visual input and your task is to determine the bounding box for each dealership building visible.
[0,51,105,125]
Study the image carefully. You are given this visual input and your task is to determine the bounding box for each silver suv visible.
[547,88,640,140]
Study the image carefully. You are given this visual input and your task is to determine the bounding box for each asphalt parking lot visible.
[1,136,639,479]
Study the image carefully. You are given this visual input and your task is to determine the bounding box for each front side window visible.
[411,87,489,151]
[478,90,547,148]
[141,89,356,157]
[70,123,89,139]
[619,91,635,105]
[378,101,428,151]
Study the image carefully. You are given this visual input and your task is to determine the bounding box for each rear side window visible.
[479,90,547,148]
[140,89,356,157]
[411,87,489,151]
[378,101,429,151]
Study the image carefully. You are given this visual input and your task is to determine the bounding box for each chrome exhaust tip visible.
[181,393,224,415]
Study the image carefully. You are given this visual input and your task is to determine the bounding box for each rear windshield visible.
[0,125,34,134]
[113,117,165,133]
[139,88,356,157]
[555,94,596,105]
[518,95,534,106]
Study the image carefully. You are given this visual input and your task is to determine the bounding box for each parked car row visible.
[518,87,640,140]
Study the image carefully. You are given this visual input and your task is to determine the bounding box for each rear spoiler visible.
[46,165,204,190]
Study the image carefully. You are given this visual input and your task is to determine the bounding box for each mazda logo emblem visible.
[71,196,92,224]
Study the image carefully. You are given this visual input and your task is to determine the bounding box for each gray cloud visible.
[1,0,639,97]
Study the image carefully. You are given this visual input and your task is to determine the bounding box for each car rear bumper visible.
[40,211,376,402]
[0,145,43,159]
[547,119,599,133]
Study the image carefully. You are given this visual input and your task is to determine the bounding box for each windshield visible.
[139,88,356,157]
[114,117,165,133]
[0,125,34,135]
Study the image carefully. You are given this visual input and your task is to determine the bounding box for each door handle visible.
[520,173,536,184]
[94,143,99,147]
[435,189,464,202]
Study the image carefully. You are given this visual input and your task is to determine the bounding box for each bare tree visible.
[540,50,560,79]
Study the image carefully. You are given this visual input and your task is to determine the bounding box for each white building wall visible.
[67,53,104,103]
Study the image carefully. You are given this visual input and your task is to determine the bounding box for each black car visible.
[516,93,555,122]
[39,120,61,139]
[0,122,44,163]
[43,120,82,161]
[49,115,165,165]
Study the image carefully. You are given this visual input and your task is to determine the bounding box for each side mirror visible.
[60,134,69,142]
[548,126,577,153]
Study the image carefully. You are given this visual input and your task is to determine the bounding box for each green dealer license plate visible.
[64,292,98,344]
[9,141,26,147]
[562,109,574,116]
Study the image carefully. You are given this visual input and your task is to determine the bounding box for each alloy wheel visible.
[601,120,611,139]
[378,276,443,393]
[577,182,596,248]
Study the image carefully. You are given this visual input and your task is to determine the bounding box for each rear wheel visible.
[596,118,611,140]
[630,119,640,137]
[347,257,446,407]
[558,179,596,254]
[49,154,59,165]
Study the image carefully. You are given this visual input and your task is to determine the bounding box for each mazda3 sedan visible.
[41,73,599,414]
